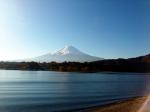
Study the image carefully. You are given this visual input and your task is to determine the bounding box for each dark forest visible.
[0,54,150,73]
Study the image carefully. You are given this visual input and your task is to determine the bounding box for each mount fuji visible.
[23,46,103,62]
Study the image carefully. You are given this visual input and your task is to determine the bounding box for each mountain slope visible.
[25,46,103,62]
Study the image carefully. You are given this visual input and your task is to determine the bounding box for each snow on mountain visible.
[22,46,103,62]
[53,45,85,55]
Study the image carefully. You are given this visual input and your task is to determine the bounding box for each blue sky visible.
[0,0,150,60]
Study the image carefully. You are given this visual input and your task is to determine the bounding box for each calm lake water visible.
[0,70,150,112]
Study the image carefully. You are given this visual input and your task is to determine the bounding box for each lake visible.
[0,70,150,112]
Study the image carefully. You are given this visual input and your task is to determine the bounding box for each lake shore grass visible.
[82,96,149,112]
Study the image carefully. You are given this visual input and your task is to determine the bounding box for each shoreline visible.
[0,69,150,74]
[81,96,148,112]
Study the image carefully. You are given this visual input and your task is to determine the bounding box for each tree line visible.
[0,54,150,73]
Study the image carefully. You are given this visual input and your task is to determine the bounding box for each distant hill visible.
[129,54,150,63]
[0,54,150,73]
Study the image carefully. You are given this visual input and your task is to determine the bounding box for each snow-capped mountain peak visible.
[21,45,104,62]
[53,45,85,55]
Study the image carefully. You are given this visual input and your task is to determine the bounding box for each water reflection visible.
[0,70,150,112]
